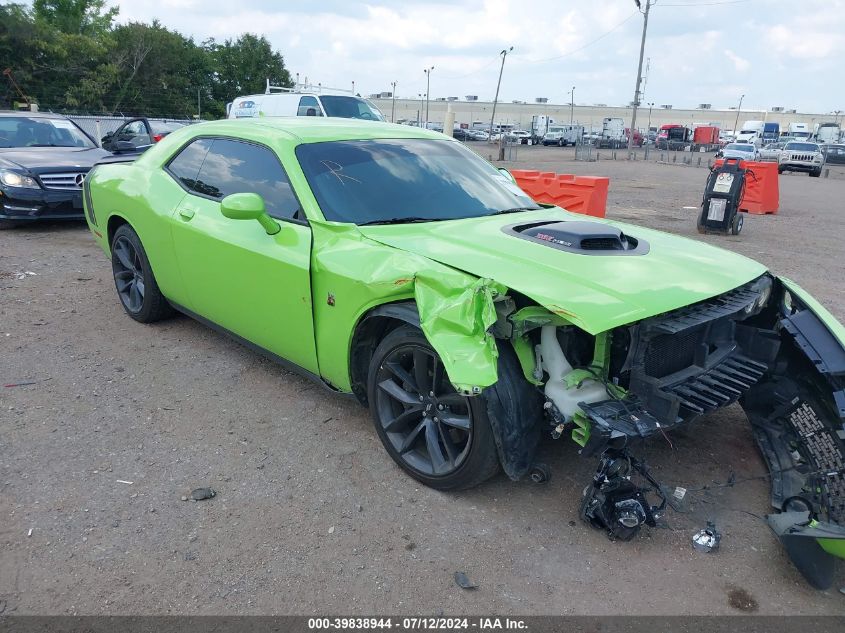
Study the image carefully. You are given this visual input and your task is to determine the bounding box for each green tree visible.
[206,33,291,117]
[0,2,291,118]
[32,0,117,36]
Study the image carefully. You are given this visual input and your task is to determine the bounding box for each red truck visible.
[692,126,721,151]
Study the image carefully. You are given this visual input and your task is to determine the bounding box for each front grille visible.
[646,279,761,335]
[669,355,767,415]
[39,172,86,190]
[644,327,702,378]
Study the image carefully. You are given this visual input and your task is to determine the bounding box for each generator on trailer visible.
[697,158,750,235]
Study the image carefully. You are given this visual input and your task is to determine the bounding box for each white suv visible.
[779,141,825,177]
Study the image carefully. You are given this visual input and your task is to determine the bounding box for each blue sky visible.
[108,0,843,112]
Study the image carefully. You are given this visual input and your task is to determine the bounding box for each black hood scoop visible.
[504,220,650,256]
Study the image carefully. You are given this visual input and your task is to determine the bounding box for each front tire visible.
[0,219,22,230]
[111,224,173,323]
[810,168,821,178]
[367,325,500,490]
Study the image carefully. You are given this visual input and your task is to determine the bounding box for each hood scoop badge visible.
[504,220,649,256]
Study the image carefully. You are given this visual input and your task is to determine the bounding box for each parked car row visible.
[716,139,828,177]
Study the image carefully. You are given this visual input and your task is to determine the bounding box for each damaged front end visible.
[499,274,845,584]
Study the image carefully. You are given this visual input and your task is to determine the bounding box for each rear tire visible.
[367,325,500,491]
[111,224,174,323]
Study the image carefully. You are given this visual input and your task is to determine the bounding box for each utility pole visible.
[489,46,513,142]
[197,88,201,120]
[423,66,434,129]
[628,0,653,153]
[390,81,397,122]
[733,93,745,138]
[570,86,575,125]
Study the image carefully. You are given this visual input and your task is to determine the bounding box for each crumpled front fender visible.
[414,272,506,394]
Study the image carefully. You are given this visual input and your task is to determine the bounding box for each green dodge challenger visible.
[84,118,845,586]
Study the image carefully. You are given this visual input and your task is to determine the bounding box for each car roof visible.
[0,110,68,120]
[183,117,445,144]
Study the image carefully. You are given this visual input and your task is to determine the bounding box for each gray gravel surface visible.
[2,148,844,615]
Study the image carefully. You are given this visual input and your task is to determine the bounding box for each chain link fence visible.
[63,114,197,145]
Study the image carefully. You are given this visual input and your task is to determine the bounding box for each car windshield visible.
[318,96,385,121]
[0,116,95,148]
[726,144,754,152]
[296,138,541,224]
[784,142,819,151]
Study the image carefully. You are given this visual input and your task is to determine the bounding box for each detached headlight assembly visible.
[0,169,41,189]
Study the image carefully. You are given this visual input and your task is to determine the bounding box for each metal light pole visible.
[351,80,355,95]
[423,66,434,129]
[628,0,653,153]
[418,93,424,127]
[489,46,513,142]
[647,102,654,134]
[570,86,575,125]
[733,94,745,138]
[391,81,397,123]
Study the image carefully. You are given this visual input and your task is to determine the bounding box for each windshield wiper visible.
[490,206,541,216]
[359,216,440,226]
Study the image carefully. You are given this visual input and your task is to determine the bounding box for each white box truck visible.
[815,122,841,144]
[542,124,583,146]
[597,117,625,148]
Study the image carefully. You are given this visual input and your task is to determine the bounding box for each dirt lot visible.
[2,147,844,616]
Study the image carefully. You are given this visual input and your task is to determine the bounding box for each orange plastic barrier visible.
[714,159,779,215]
[510,169,609,218]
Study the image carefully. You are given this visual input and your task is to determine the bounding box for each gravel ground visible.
[2,147,844,615]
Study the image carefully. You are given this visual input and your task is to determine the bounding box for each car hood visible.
[358,208,767,334]
[0,147,110,174]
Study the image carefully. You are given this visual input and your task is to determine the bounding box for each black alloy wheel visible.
[375,344,472,477]
[112,234,145,313]
[110,224,173,323]
[367,325,499,490]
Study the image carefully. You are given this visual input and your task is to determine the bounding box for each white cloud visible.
[724,49,750,72]
[97,0,845,111]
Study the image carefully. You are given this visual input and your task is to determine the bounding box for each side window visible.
[167,138,213,192]
[297,96,322,117]
[118,120,151,146]
[192,138,300,220]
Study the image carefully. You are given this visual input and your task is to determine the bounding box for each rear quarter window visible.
[167,138,213,190]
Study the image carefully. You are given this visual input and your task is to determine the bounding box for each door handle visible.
[178,208,195,221]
